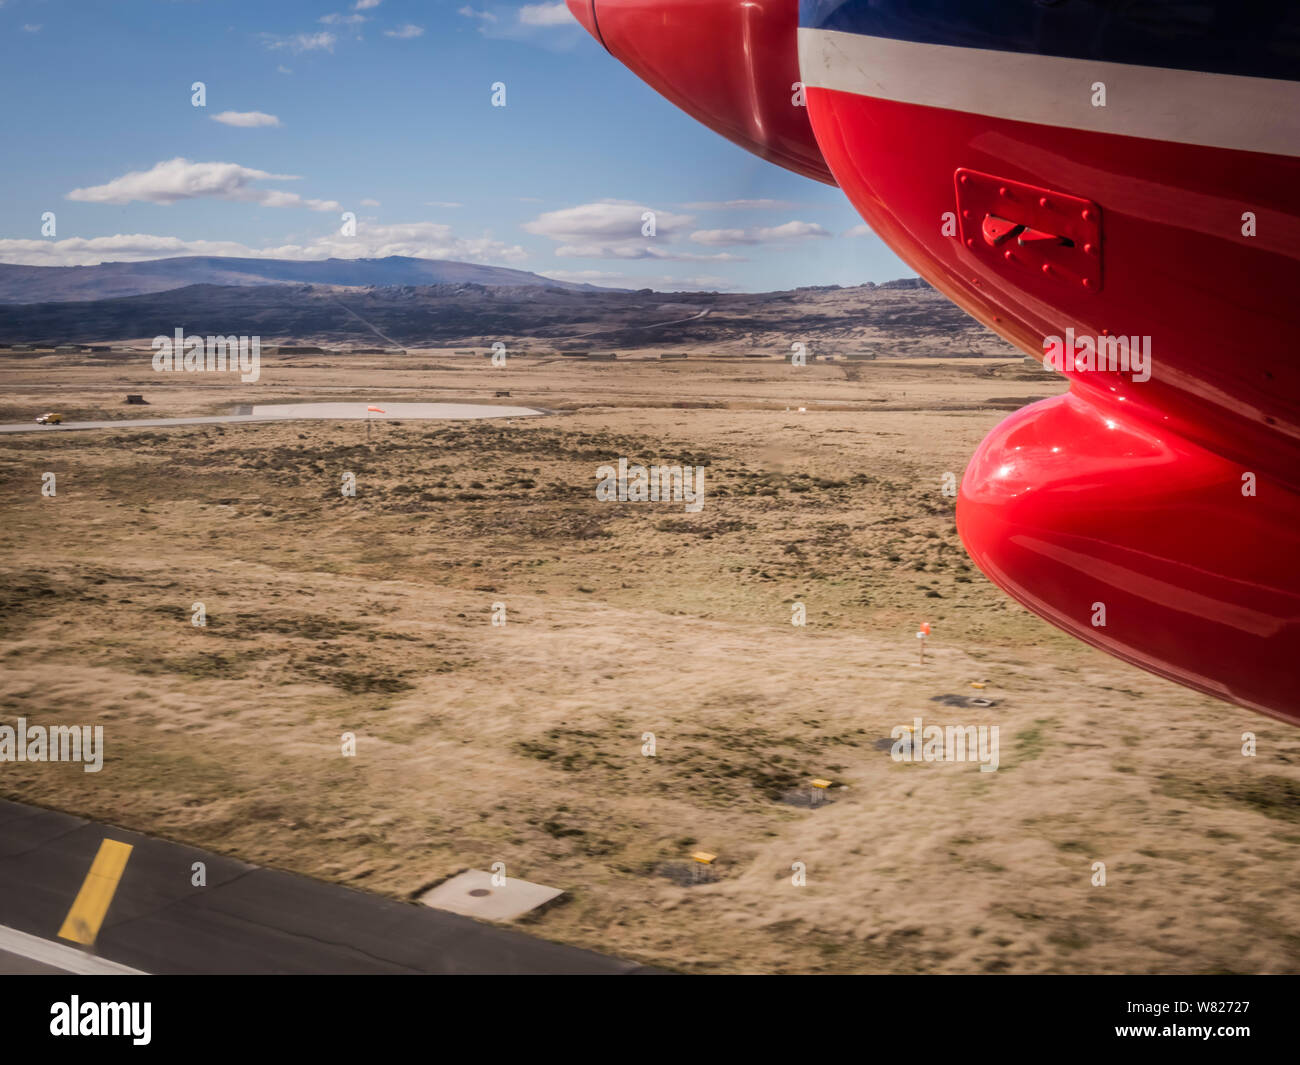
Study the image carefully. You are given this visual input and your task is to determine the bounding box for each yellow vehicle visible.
[35,412,63,425]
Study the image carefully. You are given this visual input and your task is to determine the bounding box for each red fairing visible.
[566,0,836,185]
[959,392,1300,722]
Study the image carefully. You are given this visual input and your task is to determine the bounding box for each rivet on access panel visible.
[1041,264,1052,274]
[1039,197,1050,208]
[1082,278,1092,288]
[960,173,968,184]
[999,186,1009,197]
[1082,209,1093,221]
[1084,243,1095,254]
[962,210,970,218]
[1003,250,1013,260]
[966,238,974,247]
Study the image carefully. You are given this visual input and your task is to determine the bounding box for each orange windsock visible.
[367,405,385,413]
[920,622,931,636]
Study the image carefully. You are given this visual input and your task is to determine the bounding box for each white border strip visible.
[0,923,146,975]
[798,27,1300,157]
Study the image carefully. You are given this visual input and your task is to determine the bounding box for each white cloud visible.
[462,3,579,40]
[523,202,681,242]
[0,223,529,268]
[66,158,340,212]
[843,224,875,238]
[260,31,337,53]
[320,13,367,25]
[689,221,831,246]
[384,24,424,38]
[522,201,739,260]
[354,0,382,9]
[211,111,281,128]
[680,199,803,211]
[424,201,464,208]
[0,235,270,266]
[287,221,528,263]
[552,243,741,262]
[518,3,571,26]
[360,198,381,207]
[22,23,41,33]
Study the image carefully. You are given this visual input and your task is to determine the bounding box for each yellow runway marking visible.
[57,839,133,946]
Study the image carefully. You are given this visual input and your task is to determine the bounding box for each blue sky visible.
[0,0,912,291]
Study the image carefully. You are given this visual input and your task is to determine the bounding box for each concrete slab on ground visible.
[420,870,564,921]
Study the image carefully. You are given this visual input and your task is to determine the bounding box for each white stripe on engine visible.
[798,27,1300,157]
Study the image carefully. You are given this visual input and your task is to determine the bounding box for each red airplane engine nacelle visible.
[566,0,836,185]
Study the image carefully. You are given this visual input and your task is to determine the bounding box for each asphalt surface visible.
[0,401,543,435]
[0,799,652,975]
[0,946,63,974]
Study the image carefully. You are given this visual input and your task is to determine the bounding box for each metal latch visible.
[956,169,1102,291]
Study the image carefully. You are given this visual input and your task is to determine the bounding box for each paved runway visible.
[0,799,651,975]
[0,401,543,435]
[0,946,63,974]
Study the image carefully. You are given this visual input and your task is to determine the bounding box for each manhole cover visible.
[420,870,564,919]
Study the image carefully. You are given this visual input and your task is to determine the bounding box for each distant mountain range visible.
[0,267,1016,359]
[0,255,604,304]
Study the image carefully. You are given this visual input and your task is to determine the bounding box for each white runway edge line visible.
[0,923,146,975]
[797,28,1300,157]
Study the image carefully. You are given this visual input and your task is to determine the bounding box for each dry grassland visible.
[1,350,1297,973]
